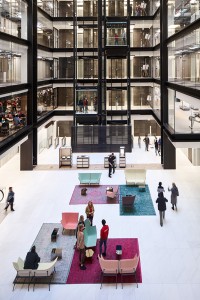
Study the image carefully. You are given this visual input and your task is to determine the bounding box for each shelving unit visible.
[77,155,90,168]
[59,147,72,167]
[119,146,126,168]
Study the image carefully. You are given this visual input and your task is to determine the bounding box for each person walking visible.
[157,182,165,195]
[108,154,113,178]
[156,192,168,227]
[168,182,179,210]
[158,137,161,155]
[77,224,86,270]
[24,245,40,269]
[4,187,15,211]
[111,152,116,174]
[143,135,150,151]
[99,219,109,257]
[138,135,141,148]
[154,138,159,155]
[85,201,95,225]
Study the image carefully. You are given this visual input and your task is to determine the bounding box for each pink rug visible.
[69,185,119,205]
[66,238,142,285]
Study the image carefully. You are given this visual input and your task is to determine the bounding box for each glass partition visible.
[129,0,160,16]
[153,49,160,79]
[37,86,54,117]
[37,0,54,16]
[0,90,27,140]
[168,28,200,89]
[76,88,98,114]
[167,88,200,134]
[168,0,200,37]
[106,88,128,110]
[106,58,127,79]
[58,1,74,17]
[130,21,153,47]
[0,0,27,39]
[57,56,74,79]
[153,10,160,46]
[56,86,74,110]
[105,0,127,17]
[77,22,98,48]
[77,57,98,79]
[130,55,152,78]
[37,55,53,81]
[77,0,98,17]
[38,12,53,48]
[0,42,28,86]
[131,85,152,109]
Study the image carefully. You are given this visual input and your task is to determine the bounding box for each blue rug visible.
[119,185,156,216]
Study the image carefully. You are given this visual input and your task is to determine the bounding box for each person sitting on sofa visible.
[24,245,40,269]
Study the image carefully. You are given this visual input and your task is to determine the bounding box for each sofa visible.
[13,257,58,291]
[124,169,146,186]
[78,173,101,185]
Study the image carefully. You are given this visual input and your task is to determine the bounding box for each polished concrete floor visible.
[0,141,200,300]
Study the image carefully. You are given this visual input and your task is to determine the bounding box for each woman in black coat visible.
[156,192,168,227]
[24,245,40,269]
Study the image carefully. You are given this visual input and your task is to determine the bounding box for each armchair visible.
[84,219,97,248]
[61,212,79,234]
[119,254,140,288]
[98,255,119,289]
[122,195,136,209]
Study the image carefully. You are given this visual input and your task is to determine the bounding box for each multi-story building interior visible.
[0,0,199,169]
[1,0,200,299]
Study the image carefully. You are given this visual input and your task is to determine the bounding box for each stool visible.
[51,248,62,260]
[51,228,59,242]
[85,249,94,262]
[116,245,122,259]
[81,188,87,196]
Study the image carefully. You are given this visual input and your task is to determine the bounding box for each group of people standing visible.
[138,135,161,155]
[156,182,179,227]
[76,200,109,270]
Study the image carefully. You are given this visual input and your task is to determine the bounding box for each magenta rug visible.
[69,185,119,205]
[66,238,142,285]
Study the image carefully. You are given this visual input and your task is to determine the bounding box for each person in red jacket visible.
[99,219,109,257]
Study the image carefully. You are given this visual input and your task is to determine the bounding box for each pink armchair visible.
[61,212,79,234]
[119,254,140,288]
[98,255,119,289]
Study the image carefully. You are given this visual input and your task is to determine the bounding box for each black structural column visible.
[160,0,176,169]
[20,0,38,170]
[162,131,176,169]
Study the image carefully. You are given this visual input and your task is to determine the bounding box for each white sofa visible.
[13,257,58,291]
[124,169,146,186]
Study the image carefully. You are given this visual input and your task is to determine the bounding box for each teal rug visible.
[119,185,156,216]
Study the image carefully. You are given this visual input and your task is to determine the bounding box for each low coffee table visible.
[51,228,59,242]
[116,245,122,259]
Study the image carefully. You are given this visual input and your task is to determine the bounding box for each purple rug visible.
[69,185,119,205]
[66,238,142,285]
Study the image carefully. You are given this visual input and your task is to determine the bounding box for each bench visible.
[78,173,101,185]
[124,169,146,186]
[13,257,58,291]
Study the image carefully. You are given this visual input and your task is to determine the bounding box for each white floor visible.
[0,142,200,300]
